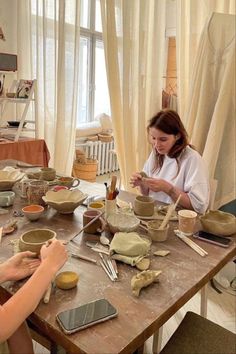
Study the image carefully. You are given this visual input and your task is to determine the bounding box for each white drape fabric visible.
[176,1,235,209]
[176,0,235,122]
[17,0,80,175]
[100,0,166,191]
[185,13,235,209]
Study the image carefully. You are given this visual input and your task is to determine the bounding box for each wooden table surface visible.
[0,165,235,354]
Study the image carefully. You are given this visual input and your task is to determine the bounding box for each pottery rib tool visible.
[159,195,181,230]
[70,211,105,242]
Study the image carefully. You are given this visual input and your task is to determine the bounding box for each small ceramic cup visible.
[134,195,155,217]
[178,209,198,235]
[27,180,49,206]
[88,201,105,213]
[105,199,117,219]
[0,191,15,207]
[57,176,80,189]
[147,220,169,242]
[83,210,103,234]
[40,167,56,181]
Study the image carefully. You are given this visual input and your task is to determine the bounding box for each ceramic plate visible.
[135,206,178,221]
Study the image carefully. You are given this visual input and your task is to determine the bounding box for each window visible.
[31,0,110,127]
[78,0,110,125]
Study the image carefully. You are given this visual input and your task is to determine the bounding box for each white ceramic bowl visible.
[42,189,87,214]
[0,169,25,191]
[22,204,44,221]
[107,212,140,233]
[199,210,236,236]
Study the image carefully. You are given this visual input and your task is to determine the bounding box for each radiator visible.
[77,140,119,176]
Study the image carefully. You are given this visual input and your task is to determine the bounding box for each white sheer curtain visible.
[17,0,80,175]
[100,0,166,191]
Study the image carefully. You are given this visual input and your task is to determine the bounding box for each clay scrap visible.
[154,250,170,257]
[131,270,162,297]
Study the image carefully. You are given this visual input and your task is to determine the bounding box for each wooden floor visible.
[33,283,236,354]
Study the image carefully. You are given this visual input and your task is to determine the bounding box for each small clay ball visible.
[139,171,148,178]
[55,271,79,290]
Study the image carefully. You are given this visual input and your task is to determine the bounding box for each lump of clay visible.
[131,270,162,297]
[154,250,170,257]
[136,258,150,270]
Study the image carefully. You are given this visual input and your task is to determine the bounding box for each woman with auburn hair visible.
[130,109,209,214]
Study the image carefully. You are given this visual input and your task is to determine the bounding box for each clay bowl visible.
[146,220,169,242]
[22,204,44,221]
[42,189,87,214]
[199,210,236,236]
[0,169,25,191]
[55,271,79,290]
[134,195,155,217]
[107,212,140,234]
[19,228,56,254]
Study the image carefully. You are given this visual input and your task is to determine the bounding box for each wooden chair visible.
[159,311,235,354]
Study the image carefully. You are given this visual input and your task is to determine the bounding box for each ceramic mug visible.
[0,191,15,207]
[57,176,80,189]
[83,210,103,234]
[88,201,105,213]
[178,210,198,235]
[134,195,155,217]
[27,180,49,206]
[15,178,37,198]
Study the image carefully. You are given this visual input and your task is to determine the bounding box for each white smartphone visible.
[56,298,118,334]
[193,231,231,248]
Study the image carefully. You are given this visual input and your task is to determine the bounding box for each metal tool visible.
[71,253,97,264]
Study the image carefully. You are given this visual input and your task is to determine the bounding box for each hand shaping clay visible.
[131,270,162,297]
[154,250,170,257]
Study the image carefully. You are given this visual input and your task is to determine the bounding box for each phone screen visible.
[56,299,117,333]
[194,231,231,247]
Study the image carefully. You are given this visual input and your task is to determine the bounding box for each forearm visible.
[0,260,57,341]
[165,183,193,210]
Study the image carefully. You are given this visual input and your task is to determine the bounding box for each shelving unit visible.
[0,79,38,141]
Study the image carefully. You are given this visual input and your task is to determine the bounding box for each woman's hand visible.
[142,178,170,193]
[40,239,68,272]
[0,251,40,282]
[130,172,144,188]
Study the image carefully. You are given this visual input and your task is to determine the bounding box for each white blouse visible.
[143,146,210,214]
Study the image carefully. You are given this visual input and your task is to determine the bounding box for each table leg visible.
[200,284,208,318]
[152,326,163,354]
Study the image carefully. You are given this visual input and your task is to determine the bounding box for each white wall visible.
[0,0,17,94]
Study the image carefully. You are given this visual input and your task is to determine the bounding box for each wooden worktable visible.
[0,172,235,354]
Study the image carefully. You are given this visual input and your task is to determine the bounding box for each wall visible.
[0,0,17,88]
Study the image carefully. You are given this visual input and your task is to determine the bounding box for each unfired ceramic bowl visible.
[42,189,87,214]
[0,169,25,191]
[199,210,236,236]
[19,228,56,254]
[22,204,44,221]
[134,195,155,217]
[55,271,79,290]
[107,212,140,233]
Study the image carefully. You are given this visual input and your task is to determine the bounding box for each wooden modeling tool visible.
[159,195,181,230]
